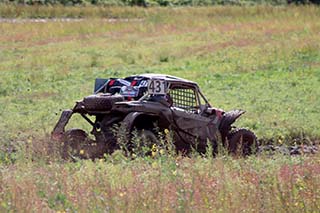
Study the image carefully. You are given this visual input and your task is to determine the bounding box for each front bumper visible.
[51,109,73,140]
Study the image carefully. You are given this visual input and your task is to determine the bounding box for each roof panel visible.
[128,73,197,85]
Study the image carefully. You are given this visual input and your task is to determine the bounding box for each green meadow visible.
[0,6,320,212]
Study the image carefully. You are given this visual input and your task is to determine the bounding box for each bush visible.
[0,0,319,6]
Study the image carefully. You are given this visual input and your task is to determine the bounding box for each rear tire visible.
[83,94,124,111]
[140,130,158,145]
[129,129,158,157]
[227,128,258,156]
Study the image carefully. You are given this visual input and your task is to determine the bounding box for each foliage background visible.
[0,0,319,7]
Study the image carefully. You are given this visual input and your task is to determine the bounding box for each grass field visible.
[0,6,320,212]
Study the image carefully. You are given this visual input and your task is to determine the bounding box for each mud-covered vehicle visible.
[52,74,257,159]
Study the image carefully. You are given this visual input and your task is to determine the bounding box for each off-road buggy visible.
[52,74,257,159]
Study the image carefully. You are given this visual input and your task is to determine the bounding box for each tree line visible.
[0,0,319,6]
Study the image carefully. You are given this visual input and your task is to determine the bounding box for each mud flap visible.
[51,110,73,140]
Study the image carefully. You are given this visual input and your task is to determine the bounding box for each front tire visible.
[227,128,258,156]
[62,129,108,160]
[62,129,89,160]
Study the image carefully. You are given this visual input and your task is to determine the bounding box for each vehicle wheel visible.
[129,130,159,156]
[62,129,111,160]
[61,129,89,160]
[139,130,158,145]
[83,94,124,111]
[227,128,258,156]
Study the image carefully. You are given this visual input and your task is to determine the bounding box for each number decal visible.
[155,81,161,93]
[148,80,167,95]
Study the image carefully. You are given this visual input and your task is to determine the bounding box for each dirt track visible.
[258,145,318,155]
[0,18,143,23]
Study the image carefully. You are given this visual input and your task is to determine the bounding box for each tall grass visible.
[1,138,319,212]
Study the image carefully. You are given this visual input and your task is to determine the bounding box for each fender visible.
[120,112,145,133]
[120,112,159,132]
[219,109,245,137]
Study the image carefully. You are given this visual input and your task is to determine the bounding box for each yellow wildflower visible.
[27,137,32,144]
[151,144,158,152]
[152,151,157,158]
[151,144,158,157]
[164,129,169,135]
[159,149,165,155]
[152,161,158,169]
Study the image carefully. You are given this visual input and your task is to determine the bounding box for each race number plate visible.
[147,79,167,95]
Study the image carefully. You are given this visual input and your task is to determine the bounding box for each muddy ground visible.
[258,144,318,156]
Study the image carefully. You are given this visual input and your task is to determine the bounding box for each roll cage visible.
[141,78,211,114]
